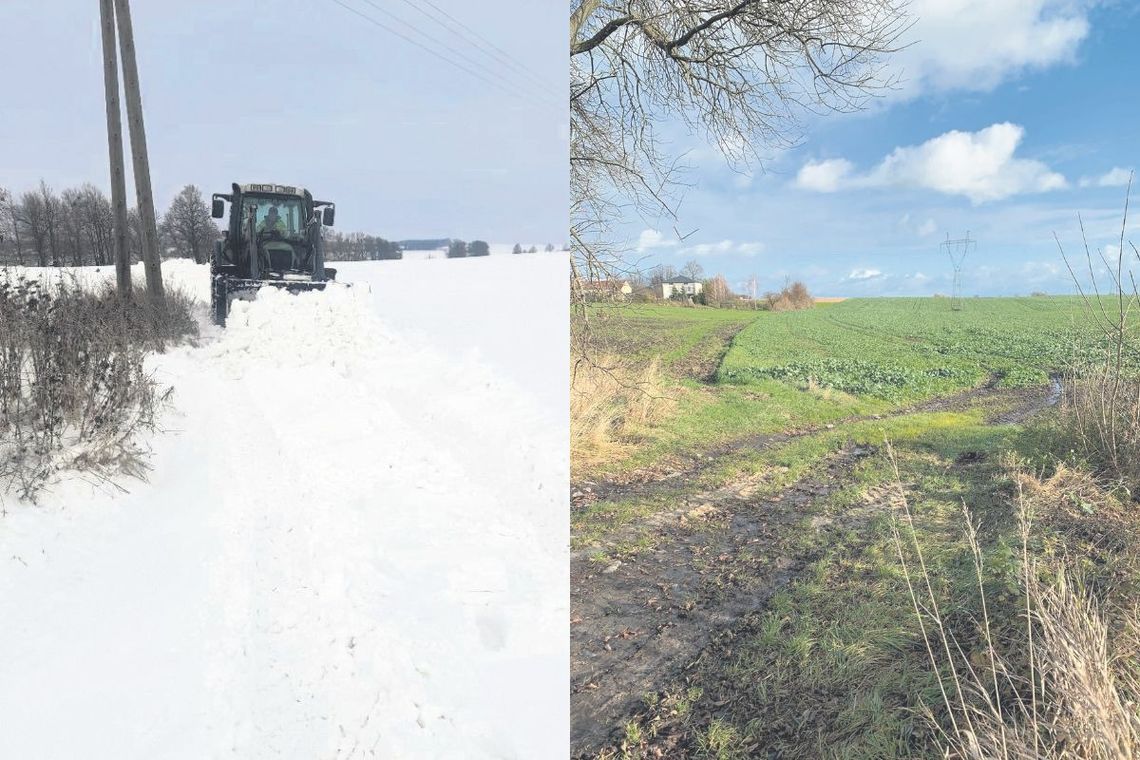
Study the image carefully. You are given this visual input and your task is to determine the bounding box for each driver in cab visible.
[257,206,287,235]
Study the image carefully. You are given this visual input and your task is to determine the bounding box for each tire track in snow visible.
[0,276,567,760]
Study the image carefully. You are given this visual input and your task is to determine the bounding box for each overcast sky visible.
[0,0,566,245]
[627,1,1140,296]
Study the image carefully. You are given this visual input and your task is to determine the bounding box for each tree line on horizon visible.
[445,241,560,258]
[0,180,556,267]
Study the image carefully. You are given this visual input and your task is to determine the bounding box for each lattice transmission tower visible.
[941,232,975,311]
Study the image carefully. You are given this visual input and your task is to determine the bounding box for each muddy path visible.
[571,376,1060,509]
[570,446,878,754]
[569,378,1061,756]
[674,321,750,383]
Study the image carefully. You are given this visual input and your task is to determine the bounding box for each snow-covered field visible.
[0,256,569,758]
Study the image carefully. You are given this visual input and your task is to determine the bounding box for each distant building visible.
[398,238,452,251]
[661,275,703,299]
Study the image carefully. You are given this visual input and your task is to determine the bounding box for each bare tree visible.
[75,184,114,266]
[38,181,61,267]
[0,188,24,265]
[570,0,909,313]
[60,187,87,266]
[160,184,217,263]
[648,263,677,284]
[706,272,730,303]
[19,189,51,267]
[681,259,703,280]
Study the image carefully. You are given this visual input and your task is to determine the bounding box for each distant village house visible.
[661,275,703,299]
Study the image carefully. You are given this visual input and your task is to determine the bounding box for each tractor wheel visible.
[212,279,229,326]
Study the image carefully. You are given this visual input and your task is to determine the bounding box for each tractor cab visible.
[209,182,337,325]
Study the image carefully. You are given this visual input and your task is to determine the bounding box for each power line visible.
[327,0,558,110]
[390,0,555,95]
[358,0,556,107]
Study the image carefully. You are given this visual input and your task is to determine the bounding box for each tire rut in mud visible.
[569,378,1062,756]
[570,445,877,754]
[572,377,1059,509]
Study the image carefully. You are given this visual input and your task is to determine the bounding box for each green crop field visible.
[719,297,1115,400]
[575,297,1133,479]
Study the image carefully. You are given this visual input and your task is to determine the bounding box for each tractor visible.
[209,183,338,325]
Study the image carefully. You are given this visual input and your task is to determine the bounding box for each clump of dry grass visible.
[888,444,1140,759]
[1059,370,1140,490]
[0,272,197,501]
[570,353,674,473]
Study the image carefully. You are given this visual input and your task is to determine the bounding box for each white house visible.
[661,275,703,299]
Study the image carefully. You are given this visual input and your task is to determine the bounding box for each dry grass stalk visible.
[888,444,1140,759]
[570,353,673,472]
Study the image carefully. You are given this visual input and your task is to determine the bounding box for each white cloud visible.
[679,239,765,257]
[636,228,677,252]
[1018,259,1065,284]
[847,268,885,281]
[917,219,938,237]
[795,123,1067,204]
[1079,167,1133,188]
[894,0,1090,96]
[683,239,735,256]
[794,158,854,192]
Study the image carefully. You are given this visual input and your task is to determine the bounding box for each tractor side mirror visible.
[322,207,335,227]
[211,198,225,219]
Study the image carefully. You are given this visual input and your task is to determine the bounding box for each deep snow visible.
[0,256,569,758]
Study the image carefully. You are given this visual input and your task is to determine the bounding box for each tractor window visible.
[243,197,304,237]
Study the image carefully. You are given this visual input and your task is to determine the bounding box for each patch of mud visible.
[570,446,877,754]
[569,376,1067,755]
[573,377,1062,508]
[674,322,750,383]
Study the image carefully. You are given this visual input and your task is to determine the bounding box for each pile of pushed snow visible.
[0,258,568,759]
[217,285,390,368]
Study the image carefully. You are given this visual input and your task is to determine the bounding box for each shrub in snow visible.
[0,273,196,501]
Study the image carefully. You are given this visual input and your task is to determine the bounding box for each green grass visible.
[584,303,759,371]
[576,297,1117,480]
[614,424,1034,758]
[720,297,1112,400]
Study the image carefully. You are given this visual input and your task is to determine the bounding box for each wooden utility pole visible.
[112,0,164,306]
[99,0,131,298]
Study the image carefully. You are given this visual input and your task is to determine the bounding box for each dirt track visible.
[569,378,1060,755]
[571,375,1060,509]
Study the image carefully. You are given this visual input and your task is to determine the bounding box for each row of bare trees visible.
[0,182,218,267]
[323,232,402,261]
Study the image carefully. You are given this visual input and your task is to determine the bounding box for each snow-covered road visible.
[0,256,569,758]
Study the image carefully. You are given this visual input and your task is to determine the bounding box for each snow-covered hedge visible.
[0,273,196,501]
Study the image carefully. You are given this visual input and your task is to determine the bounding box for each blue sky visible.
[628,0,1139,296]
[0,0,565,244]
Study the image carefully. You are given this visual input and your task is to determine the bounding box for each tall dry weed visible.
[1056,176,1140,492]
[570,353,673,472]
[888,444,1140,759]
